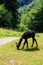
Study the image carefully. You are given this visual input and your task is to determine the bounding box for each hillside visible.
[18,0,33,6]
[18,0,42,15]
[17,0,43,32]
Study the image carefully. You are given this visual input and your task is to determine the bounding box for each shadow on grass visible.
[19,47,40,52]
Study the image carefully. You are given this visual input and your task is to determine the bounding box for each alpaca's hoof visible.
[36,45,38,48]
[31,45,33,47]
[22,47,24,49]
[17,47,19,50]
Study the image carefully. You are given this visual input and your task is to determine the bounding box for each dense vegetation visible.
[18,0,43,32]
[0,0,19,28]
[0,4,14,28]
[0,0,43,32]
[19,4,43,32]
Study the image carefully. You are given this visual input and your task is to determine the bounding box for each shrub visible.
[18,23,28,31]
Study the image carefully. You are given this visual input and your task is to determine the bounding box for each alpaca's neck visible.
[19,37,22,44]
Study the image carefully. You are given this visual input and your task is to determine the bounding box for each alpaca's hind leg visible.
[34,38,38,47]
[26,39,28,49]
[31,38,34,47]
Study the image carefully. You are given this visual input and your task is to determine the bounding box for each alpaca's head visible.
[16,42,19,50]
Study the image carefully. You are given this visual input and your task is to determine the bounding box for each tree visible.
[28,4,43,32]
[34,4,43,32]
[0,0,19,28]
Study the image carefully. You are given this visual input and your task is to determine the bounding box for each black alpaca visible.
[16,30,38,49]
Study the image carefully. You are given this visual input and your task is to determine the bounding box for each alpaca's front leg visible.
[22,39,28,49]
[22,41,25,49]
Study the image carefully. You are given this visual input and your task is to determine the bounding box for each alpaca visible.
[16,30,38,49]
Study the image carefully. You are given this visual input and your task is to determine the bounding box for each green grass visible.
[0,28,22,37]
[0,33,43,65]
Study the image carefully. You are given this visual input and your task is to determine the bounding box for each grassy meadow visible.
[0,28,22,37]
[0,28,43,65]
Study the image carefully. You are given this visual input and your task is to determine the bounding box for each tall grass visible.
[0,28,22,37]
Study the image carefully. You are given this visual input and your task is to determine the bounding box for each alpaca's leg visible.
[34,38,38,47]
[17,38,22,49]
[22,39,28,49]
[22,41,25,49]
[31,38,34,47]
[25,39,28,49]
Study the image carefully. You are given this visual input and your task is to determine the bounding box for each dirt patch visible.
[0,37,19,46]
[4,59,23,65]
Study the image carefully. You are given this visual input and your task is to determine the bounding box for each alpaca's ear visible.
[15,42,17,45]
[15,42,18,47]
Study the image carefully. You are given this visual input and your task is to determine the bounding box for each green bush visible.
[18,23,28,31]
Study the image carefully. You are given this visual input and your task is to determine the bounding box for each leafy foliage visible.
[0,4,14,28]
[0,0,19,28]
[0,0,43,32]
[18,3,43,32]
[31,4,43,32]
[18,0,41,16]
[5,0,19,28]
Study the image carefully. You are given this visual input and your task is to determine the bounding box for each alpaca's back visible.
[22,30,35,39]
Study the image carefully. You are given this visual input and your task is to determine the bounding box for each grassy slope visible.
[0,33,43,65]
[0,28,22,37]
